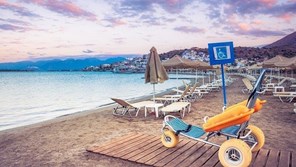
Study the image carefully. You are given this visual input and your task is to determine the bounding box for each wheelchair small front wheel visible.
[161,130,179,148]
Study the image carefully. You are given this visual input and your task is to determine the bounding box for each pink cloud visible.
[23,0,97,21]
[166,0,181,5]
[103,17,126,27]
[251,20,264,25]
[279,13,294,22]
[258,0,277,7]
[109,19,126,27]
[238,23,251,31]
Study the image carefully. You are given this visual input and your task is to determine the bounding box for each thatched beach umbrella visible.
[275,56,296,78]
[263,55,290,81]
[262,55,289,68]
[162,55,197,69]
[145,47,169,102]
[162,55,196,88]
[194,60,213,84]
[274,56,296,69]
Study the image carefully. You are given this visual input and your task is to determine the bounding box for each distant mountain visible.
[265,31,296,48]
[0,57,126,71]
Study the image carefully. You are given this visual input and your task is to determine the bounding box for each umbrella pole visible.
[203,70,205,85]
[209,70,211,83]
[195,68,197,83]
[176,69,179,91]
[278,68,280,83]
[153,84,155,103]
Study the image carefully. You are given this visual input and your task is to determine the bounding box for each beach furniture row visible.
[110,75,235,118]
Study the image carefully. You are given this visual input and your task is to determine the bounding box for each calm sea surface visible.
[0,72,195,131]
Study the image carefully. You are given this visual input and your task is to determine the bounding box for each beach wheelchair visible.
[161,70,267,167]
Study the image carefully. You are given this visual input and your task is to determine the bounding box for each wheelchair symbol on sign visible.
[217,49,227,59]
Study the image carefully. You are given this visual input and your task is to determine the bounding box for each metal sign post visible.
[220,64,227,108]
[208,42,235,109]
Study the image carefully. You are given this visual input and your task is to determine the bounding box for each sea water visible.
[0,72,196,131]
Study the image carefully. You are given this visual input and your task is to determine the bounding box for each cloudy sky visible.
[0,0,295,62]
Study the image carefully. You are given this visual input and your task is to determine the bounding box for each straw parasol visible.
[145,47,169,102]
[262,55,289,68]
[162,55,195,88]
[262,55,290,80]
[162,55,197,69]
[162,55,213,85]
[274,56,296,69]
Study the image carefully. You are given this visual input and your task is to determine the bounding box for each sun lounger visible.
[242,78,253,94]
[273,92,296,103]
[277,78,288,86]
[164,85,191,98]
[155,86,191,105]
[111,98,154,116]
[161,102,191,118]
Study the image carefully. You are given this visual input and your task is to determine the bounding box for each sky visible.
[0,0,295,62]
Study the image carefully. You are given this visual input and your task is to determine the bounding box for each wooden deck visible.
[86,133,295,167]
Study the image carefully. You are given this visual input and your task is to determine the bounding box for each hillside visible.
[265,31,296,48]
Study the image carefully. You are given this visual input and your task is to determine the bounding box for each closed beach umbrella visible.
[145,47,169,102]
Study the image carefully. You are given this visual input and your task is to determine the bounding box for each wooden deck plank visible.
[86,133,138,152]
[136,141,174,164]
[100,134,150,155]
[109,135,156,157]
[128,142,164,162]
[265,150,279,167]
[146,140,190,166]
[214,162,223,167]
[91,133,142,153]
[121,137,160,159]
[154,141,196,167]
[278,151,291,167]
[201,151,220,167]
[250,150,259,166]
[190,146,218,167]
[163,142,205,167]
[252,149,269,167]
[181,144,213,167]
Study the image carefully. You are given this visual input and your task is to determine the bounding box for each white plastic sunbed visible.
[111,98,154,116]
[273,92,296,103]
[161,102,191,118]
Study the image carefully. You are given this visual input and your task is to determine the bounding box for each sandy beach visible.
[0,76,295,167]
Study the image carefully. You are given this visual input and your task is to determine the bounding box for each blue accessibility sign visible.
[208,42,235,65]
